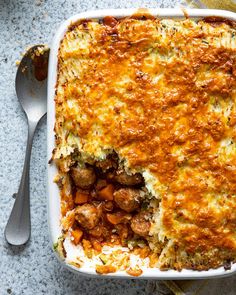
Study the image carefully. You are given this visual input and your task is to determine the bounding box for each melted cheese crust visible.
[55,15,236,270]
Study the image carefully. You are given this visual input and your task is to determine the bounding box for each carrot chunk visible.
[75,192,89,204]
[91,239,102,252]
[98,184,114,201]
[71,228,83,245]
[106,211,132,225]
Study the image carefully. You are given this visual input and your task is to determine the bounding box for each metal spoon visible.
[5,45,49,246]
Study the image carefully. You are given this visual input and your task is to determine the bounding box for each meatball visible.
[75,204,101,230]
[114,188,141,213]
[130,212,151,237]
[109,170,143,186]
[95,158,118,172]
[89,223,110,239]
[71,166,96,189]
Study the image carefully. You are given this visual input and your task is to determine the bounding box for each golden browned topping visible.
[95,264,117,274]
[54,14,236,273]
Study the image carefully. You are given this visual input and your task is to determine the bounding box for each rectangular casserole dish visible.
[47,8,236,279]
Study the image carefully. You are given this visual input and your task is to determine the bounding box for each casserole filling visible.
[52,13,236,275]
[54,152,158,275]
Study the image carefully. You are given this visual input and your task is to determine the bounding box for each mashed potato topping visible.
[53,14,236,274]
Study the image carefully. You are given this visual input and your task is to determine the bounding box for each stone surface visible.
[0,0,235,294]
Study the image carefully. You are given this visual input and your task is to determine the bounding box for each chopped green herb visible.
[53,242,58,251]
[141,202,149,210]
[99,254,108,265]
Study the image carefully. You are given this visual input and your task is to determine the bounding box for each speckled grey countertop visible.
[0,0,236,294]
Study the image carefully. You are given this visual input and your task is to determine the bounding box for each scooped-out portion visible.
[54,152,160,275]
[52,13,236,275]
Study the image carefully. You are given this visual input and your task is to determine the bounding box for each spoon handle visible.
[5,120,37,245]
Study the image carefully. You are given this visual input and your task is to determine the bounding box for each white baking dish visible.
[47,8,236,279]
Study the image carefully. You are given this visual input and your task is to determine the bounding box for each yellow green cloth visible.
[185,0,236,11]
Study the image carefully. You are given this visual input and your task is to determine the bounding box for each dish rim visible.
[47,7,236,279]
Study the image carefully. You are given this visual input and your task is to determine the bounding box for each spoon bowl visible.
[15,45,48,121]
[5,45,49,246]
